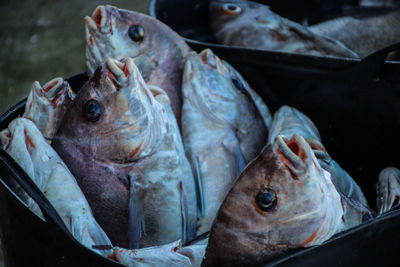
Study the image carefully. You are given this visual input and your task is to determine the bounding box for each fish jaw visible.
[205,134,343,265]
[23,77,75,142]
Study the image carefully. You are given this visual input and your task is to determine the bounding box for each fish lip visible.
[275,134,308,178]
[84,15,97,31]
[86,5,112,34]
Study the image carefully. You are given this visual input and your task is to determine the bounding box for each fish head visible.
[183,49,258,128]
[24,78,76,141]
[205,134,343,265]
[54,57,167,164]
[209,0,276,33]
[84,5,189,77]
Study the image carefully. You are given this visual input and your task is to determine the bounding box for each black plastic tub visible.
[150,0,400,85]
[1,55,400,265]
[1,8,400,265]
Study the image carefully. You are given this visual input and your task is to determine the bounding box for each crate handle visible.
[352,42,400,80]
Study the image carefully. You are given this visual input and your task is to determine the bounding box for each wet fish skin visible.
[376,167,400,214]
[1,118,112,255]
[269,105,369,207]
[85,5,191,122]
[52,57,196,248]
[23,77,76,142]
[209,0,359,58]
[309,10,400,58]
[204,134,343,266]
[181,49,269,235]
[113,240,206,267]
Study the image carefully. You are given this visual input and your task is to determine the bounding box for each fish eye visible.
[256,187,277,212]
[128,25,145,43]
[222,3,242,15]
[231,78,246,94]
[83,99,102,122]
[362,212,373,222]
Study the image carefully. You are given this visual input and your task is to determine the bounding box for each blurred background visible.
[0,0,150,115]
[0,1,150,264]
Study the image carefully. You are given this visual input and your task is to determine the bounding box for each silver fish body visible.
[269,106,369,207]
[209,0,359,58]
[23,77,76,142]
[52,57,196,248]
[0,118,112,256]
[181,49,270,235]
[85,5,191,122]
[310,10,400,58]
[204,134,344,266]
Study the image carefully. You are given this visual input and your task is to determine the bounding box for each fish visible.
[112,239,206,267]
[181,49,270,235]
[268,106,369,207]
[208,0,359,58]
[204,134,372,266]
[376,167,400,214]
[0,118,112,256]
[310,10,400,58]
[52,57,197,249]
[84,5,191,122]
[23,77,76,142]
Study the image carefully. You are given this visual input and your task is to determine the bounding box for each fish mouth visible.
[105,57,135,91]
[33,78,75,108]
[84,5,112,34]
[275,134,309,179]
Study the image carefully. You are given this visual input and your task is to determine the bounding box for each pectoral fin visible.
[191,154,205,217]
[178,181,189,243]
[128,173,145,249]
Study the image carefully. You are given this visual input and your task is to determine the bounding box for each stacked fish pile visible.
[1,1,400,266]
